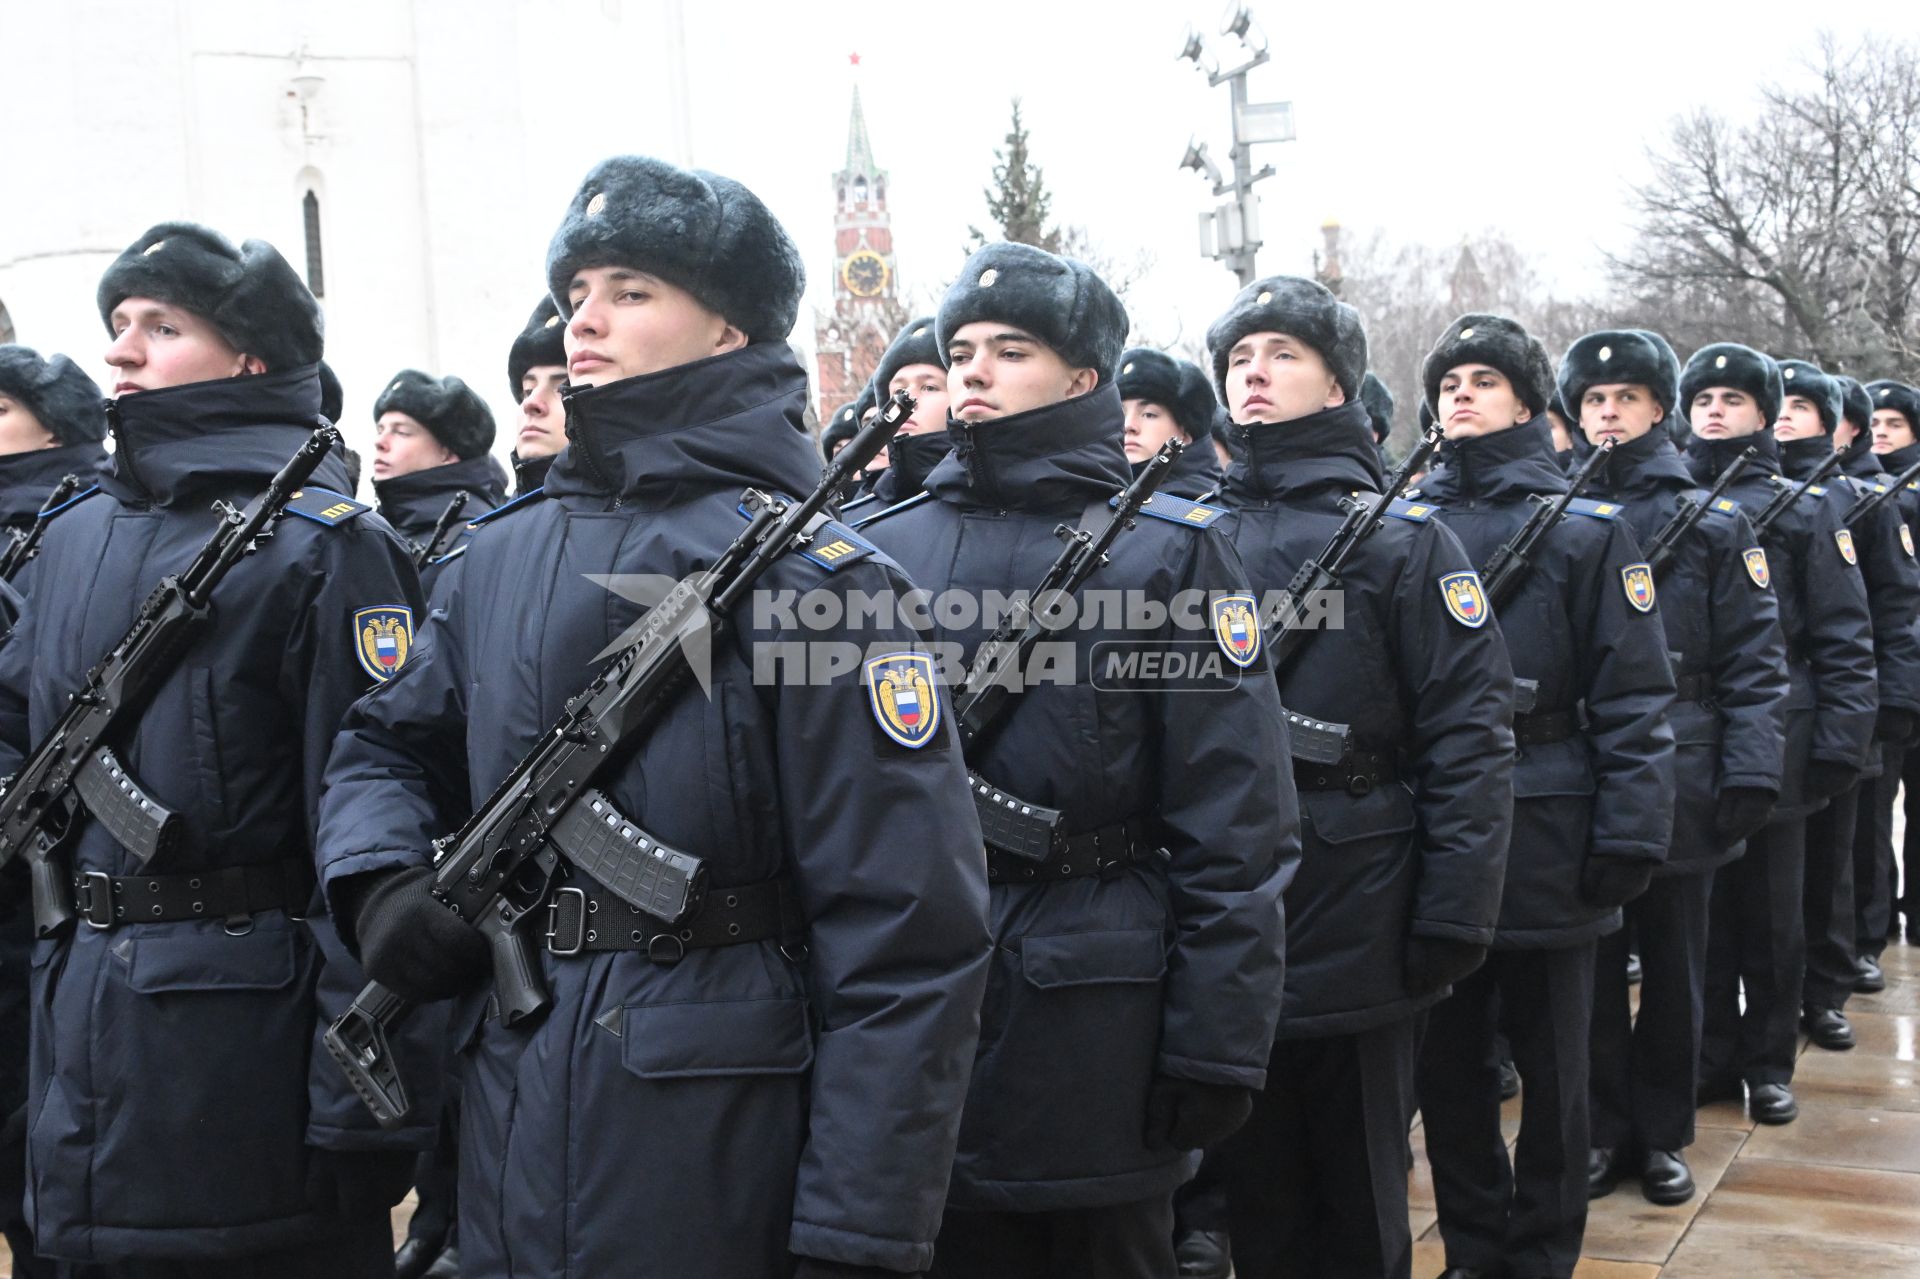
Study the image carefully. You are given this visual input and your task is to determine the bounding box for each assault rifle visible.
[1481,440,1614,610]
[412,492,471,569]
[0,429,342,928]
[325,391,913,1129]
[1845,456,1920,529]
[1751,449,1843,538]
[0,474,83,581]
[1644,446,1756,575]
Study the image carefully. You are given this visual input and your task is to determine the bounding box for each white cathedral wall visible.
[0,0,692,478]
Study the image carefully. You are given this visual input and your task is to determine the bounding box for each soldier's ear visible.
[1066,366,1099,400]
[715,323,748,356]
[1652,403,1666,427]
[237,354,268,377]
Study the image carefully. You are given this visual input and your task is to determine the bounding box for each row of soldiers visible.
[0,150,1914,1279]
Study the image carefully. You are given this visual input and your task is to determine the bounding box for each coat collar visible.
[925,385,1130,513]
[1418,416,1566,505]
[1221,401,1382,503]
[0,441,110,526]
[373,453,510,536]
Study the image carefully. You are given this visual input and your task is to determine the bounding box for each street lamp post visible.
[1177,4,1293,287]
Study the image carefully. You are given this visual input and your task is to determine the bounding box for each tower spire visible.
[846,81,875,176]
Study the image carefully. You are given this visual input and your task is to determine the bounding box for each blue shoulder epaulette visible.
[42,484,103,519]
[284,487,370,527]
[467,487,547,529]
[1693,490,1743,517]
[1119,490,1225,529]
[1384,497,1434,522]
[1565,497,1622,520]
[850,490,934,530]
[735,499,876,572]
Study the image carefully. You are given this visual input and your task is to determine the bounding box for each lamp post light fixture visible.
[1176,4,1295,286]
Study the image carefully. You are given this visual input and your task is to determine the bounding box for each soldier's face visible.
[517,366,569,460]
[0,395,56,457]
[1578,383,1664,445]
[104,297,263,395]
[1773,395,1828,442]
[564,267,746,387]
[1122,399,1190,463]
[372,410,458,480]
[1224,333,1342,425]
[946,323,1096,423]
[1873,409,1917,453]
[1436,364,1529,439]
[1690,388,1764,439]
[888,363,950,436]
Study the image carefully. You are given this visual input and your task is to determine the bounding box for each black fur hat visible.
[508,295,568,397]
[545,155,805,342]
[1778,359,1842,433]
[1421,313,1554,419]
[872,316,943,400]
[1836,375,1873,434]
[97,222,322,372]
[1360,372,1395,444]
[1176,361,1218,441]
[1557,329,1681,424]
[821,400,861,458]
[937,242,1129,386]
[0,345,106,446]
[374,369,497,460]
[1205,275,1367,407]
[318,360,343,425]
[1868,381,1920,434]
[1118,348,1215,440]
[1679,343,1784,431]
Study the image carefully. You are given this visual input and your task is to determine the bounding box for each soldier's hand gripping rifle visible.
[325,391,914,1130]
[0,429,342,929]
[953,440,1183,862]
[1844,455,1920,528]
[1751,448,1843,538]
[1643,446,1756,575]
[1480,440,1614,610]
[0,474,83,581]
[412,491,471,569]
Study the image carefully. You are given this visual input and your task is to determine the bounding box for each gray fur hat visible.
[872,316,943,400]
[317,360,343,425]
[1359,372,1395,444]
[1836,375,1873,434]
[508,295,568,396]
[1118,348,1216,439]
[374,369,497,460]
[545,155,805,342]
[1205,275,1367,406]
[0,345,106,446]
[937,242,1129,386]
[1679,343,1784,431]
[1421,313,1554,419]
[1777,359,1842,433]
[1867,380,1920,434]
[97,222,323,372]
[1558,329,1681,424]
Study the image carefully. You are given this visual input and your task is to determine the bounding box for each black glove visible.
[1580,857,1654,909]
[304,1148,416,1219]
[793,1260,918,1279]
[1804,759,1858,804]
[1403,936,1487,998]
[1877,707,1920,747]
[1143,1075,1255,1152]
[1714,786,1776,844]
[347,866,490,1002]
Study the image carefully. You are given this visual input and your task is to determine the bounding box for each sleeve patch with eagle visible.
[355,605,414,682]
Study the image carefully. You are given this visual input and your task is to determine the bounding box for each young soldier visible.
[1199,278,1516,1279]
[1117,349,1222,500]
[1871,380,1920,947]
[1684,344,1877,1124]
[0,223,434,1276]
[1562,330,1788,1207]
[369,369,508,590]
[318,156,994,1279]
[850,317,950,523]
[507,295,569,495]
[1774,360,1920,1053]
[1413,316,1677,1278]
[856,241,1297,1279]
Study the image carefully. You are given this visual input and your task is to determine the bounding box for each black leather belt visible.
[985,818,1156,885]
[1293,751,1399,797]
[1674,673,1713,703]
[69,857,312,932]
[544,874,799,964]
[1514,709,1579,747]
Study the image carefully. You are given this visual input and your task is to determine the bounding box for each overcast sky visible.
[667,0,1908,355]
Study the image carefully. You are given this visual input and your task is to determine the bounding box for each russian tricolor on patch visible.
[1620,563,1656,614]
[1211,593,1262,668]
[865,652,940,749]
[1743,547,1771,588]
[1438,571,1489,629]
[354,605,414,682]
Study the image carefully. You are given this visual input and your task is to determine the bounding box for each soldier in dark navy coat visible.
[0,223,436,1276]
[1117,348,1223,501]
[1192,278,1516,1279]
[318,157,994,1279]
[1683,344,1878,1126]
[506,295,569,498]
[1866,380,1920,959]
[843,316,950,528]
[368,369,507,595]
[1412,316,1677,1279]
[857,242,1298,1279]
[1561,330,1789,1209]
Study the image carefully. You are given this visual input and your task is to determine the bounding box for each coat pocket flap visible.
[126,922,299,995]
[1302,786,1418,845]
[1021,929,1168,990]
[1512,744,1597,799]
[619,997,815,1080]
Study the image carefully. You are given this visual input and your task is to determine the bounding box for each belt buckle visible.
[1346,774,1374,798]
[75,871,115,930]
[544,887,587,956]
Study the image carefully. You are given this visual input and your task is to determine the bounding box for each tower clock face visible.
[841,250,890,298]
